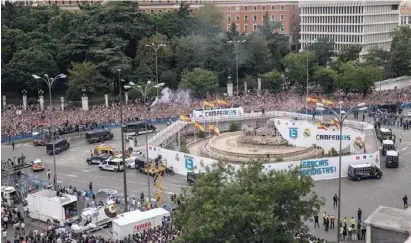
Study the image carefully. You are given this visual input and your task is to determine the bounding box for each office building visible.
[299,0,401,55]
[400,6,411,25]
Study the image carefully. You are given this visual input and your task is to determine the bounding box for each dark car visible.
[348,164,383,181]
[187,171,201,185]
[46,139,70,155]
[85,130,114,144]
[86,154,110,165]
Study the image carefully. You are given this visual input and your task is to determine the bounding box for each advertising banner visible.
[274,118,365,154]
[192,107,244,119]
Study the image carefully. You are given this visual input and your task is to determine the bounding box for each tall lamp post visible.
[145,43,166,97]
[316,101,367,243]
[124,81,165,202]
[227,40,246,96]
[117,69,129,212]
[32,74,67,107]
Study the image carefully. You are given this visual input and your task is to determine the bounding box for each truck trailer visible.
[112,208,170,240]
[26,190,79,225]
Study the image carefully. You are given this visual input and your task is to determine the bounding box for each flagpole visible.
[194,121,197,148]
[208,121,211,158]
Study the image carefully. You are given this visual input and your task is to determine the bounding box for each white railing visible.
[147,111,372,145]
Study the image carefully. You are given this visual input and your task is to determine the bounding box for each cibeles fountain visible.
[192,118,324,164]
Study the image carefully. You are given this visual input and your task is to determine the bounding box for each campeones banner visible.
[192,107,244,119]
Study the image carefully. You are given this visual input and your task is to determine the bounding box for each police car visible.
[86,154,111,165]
[98,158,124,172]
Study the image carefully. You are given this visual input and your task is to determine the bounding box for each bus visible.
[122,122,157,136]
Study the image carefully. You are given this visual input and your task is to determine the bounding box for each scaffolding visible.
[153,170,165,207]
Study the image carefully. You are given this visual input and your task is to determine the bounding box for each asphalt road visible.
[1,125,188,200]
[2,114,411,242]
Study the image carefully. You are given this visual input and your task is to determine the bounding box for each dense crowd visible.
[2,88,411,138]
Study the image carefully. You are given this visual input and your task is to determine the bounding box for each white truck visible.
[26,190,79,225]
[1,186,19,206]
[112,208,170,240]
[71,203,118,233]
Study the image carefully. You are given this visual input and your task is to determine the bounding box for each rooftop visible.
[33,190,77,204]
[113,208,170,226]
[365,206,411,234]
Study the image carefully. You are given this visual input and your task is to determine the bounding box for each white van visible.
[99,158,124,172]
[112,208,170,240]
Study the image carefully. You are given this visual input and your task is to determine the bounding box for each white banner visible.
[192,107,244,119]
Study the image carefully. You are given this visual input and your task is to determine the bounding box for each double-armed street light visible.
[315,101,368,243]
[145,43,166,97]
[32,74,67,107]
[124,81,165,201]
[227,40,246,96]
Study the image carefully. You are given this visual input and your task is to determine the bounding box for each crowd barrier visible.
[1,117,178,143]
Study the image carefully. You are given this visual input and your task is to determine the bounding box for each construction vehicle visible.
[71,203,117,233]
[135,155,174,176]
[1,186,19,207]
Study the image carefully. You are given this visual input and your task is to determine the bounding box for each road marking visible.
[403,152,411,156]
[400,147,408,151]
[66,175,77,177]
[69,149,89,152]
[81,169,91,173]
[57,180,63,183]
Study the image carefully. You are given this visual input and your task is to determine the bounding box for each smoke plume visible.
[151,88,191,106]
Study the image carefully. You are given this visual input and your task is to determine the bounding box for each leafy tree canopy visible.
[174,161,324,243]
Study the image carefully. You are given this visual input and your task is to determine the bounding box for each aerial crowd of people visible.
[2,87,411,139]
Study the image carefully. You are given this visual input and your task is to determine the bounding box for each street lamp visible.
[32,74,67,107]
[145,43,166,97]
[315,101,368,243]
[22,90,27,95]
[116,69,129,212]
[124,81,165,202]
[227,40,246,96]
[81,88,87,97]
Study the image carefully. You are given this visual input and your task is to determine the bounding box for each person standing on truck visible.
[403,195,408,208]
[47,169,51,180]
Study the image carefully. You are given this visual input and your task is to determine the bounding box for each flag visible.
[307,97,318,103]
[331,118,341,130]
[322,98,334,105]
[209,124,220,136]
[194,121,205,132]
[215,99,228,106]
[179,115,192,122]
[317,121,328,130]
[203,101,215,108]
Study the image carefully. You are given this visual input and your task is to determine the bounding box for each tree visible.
[282,51,317,91]
[227,22,239,40]
[179,68,219,98]
[160,70,179,89]
[337,45,362,63]
[192,4,223,37]
[389,26,411,77]
[174,161,324,243]
[309,37,334,66]
[242,34,273,75]
[66,62,106,100]
[313,67,337,94]
[335,62,378,96]
[2,47,59,94]
[262,70,283,92]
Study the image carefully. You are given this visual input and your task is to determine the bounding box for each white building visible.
[400,7,411,25]
[299,0,401,55]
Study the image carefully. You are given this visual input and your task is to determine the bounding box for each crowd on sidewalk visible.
[2,88,411,138]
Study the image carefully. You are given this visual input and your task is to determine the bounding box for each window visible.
[271,5,274,10]
[253,24,257,31]
[142,9,146,12]
[271,15,275,21]
[244,24,248,32]
[245,6,248,11]
[68,0,71,4]
[244,15,248,22]
[236,16,239,21]
[280,5,284,10]
[253,6,256,11]
[262,6,265,10]
[253,15,256,21]
[280,22,284,32]
[159,10,162,13]
[280,14,284,21]
[227,15,231,22]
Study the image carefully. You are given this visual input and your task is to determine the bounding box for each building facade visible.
[400,7,411,25]
[299,0,401,55]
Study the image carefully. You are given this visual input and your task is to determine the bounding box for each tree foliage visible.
[179,68,219,98]
[174,161,324,243]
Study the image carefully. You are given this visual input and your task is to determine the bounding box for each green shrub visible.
[229,122,239,132]
[275,157,283,162]
[180,145,190,153]
[198,130,206,138]
[328,147,338,156]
